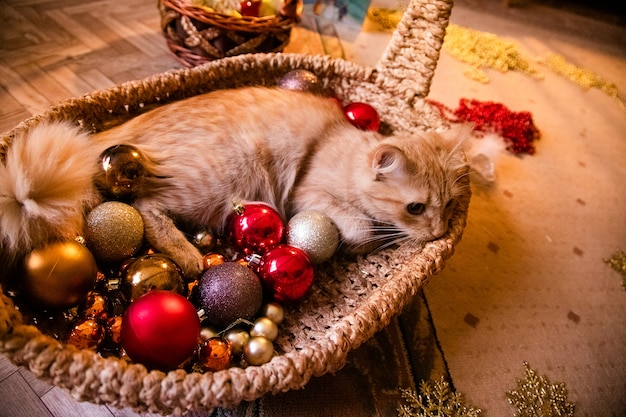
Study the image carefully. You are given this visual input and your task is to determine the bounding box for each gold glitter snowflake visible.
[604,250,626,290]
[506,363,575,417]
[397,377,482,417]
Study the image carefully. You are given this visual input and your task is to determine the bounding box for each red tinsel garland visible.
[428,99,541,155]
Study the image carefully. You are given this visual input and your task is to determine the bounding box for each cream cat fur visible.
[0,87,470,279]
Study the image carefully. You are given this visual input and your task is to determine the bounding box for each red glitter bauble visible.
[343,102,380,131]
[228,203,285,255]
[121,290,200,370]
[258,244,314,303]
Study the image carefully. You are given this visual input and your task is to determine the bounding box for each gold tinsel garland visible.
[442,23,543,83]
[367,9,625,109]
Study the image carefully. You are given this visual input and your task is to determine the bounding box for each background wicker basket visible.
[0,0,465,414]
[160,0,303,67]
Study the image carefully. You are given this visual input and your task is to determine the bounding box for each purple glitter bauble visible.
[198,262,263,328]
[277,69,322,94]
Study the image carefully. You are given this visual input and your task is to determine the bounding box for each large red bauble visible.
[257,244,314,303]
[228,203,285,255]
[343,102,381,131]
[121,290,200,370]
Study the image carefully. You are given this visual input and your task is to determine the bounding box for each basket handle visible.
[374,0,454,103]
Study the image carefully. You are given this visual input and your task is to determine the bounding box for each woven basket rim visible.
[0,0,459,414]
[161,0,302,28]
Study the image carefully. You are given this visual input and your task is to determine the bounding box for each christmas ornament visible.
[198,262,263,327]
[243,336,273,365]
[198,337,232,372]
[277,69,322,94]
[240,0,261,16]
[203,253,225,270]
[343,102,380,131]
[106,315,123,345]
[94,144,148,201]
[192,230,215,253]
[84,201,144,264]
[224,328,250,357]
[23,240,98,310]
[200,326,220,342]
[121,290,200,370]
[398,377,481,417]
[250,317,278,341]
[604,249,626,290]
[506,362,575,417]
[67,317,105,350]
[228,203,285,255]
[257,244,314,303]
[259,302,284,325]
[286,210,339,264]
[79,291,109,321]
[121,254,185,303]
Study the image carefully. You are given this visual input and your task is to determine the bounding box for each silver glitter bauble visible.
[84,201,144,263]
[277,69,322,94]
[286,210,339,264]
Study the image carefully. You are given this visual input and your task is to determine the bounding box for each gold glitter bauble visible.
[84,201,144,264]
[23,240,98,310]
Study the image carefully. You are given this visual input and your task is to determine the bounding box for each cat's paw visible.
[169,249,204,280]
[333,217,376,253]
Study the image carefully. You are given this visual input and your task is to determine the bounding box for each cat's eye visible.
[406,202,426,215]
[445,199,456,209]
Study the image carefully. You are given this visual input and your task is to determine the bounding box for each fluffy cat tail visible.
[0,122,100,262]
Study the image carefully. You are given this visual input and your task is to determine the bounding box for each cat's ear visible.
[371,144,406,180]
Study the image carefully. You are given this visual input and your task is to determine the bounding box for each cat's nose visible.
[430,221,447,239]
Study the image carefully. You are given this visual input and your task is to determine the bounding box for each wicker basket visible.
[0,0,465,414]
[160,0,302,67]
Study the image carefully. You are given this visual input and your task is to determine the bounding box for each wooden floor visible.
[0,2,202,416]
[0,0,188,133]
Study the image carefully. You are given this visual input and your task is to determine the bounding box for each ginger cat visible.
[0,87,470,279]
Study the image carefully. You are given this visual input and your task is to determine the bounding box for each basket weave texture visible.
[160,0,303,67]
[0,0,463,414]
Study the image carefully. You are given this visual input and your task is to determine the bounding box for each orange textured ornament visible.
[199,338,232,372]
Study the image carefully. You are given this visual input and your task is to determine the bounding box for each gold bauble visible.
[23,240,98,310]
[259,302,284,325]
[224,329,250,357]
[250,317,278,341]
[243,336,274,366]
[121,254,185,303]
[84,201,144,264]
